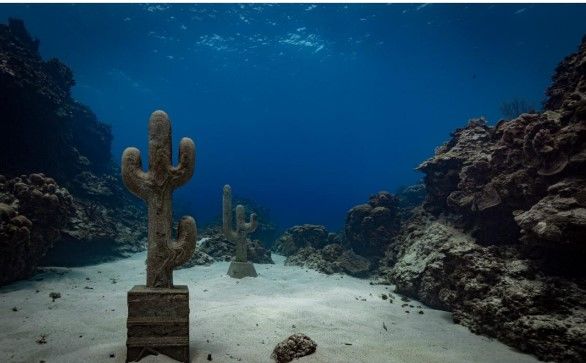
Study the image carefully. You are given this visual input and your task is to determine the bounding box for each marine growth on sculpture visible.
[223,184,259,278]
[122,110,197,288]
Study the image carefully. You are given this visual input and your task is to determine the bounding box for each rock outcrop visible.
[179,248,215,268]
[382,37,586,362]
[0,174,72,284]
[417,37,586,248]
[396,183,426,217]
[383,210,586,362]
[285,243,371,277]
[344,191,401,258]
[0,19,112,182]
[273,224,371,277]
[272,224,332,256]
[44,172,147,266]
[0,19,147,276]
[183,225,273,266]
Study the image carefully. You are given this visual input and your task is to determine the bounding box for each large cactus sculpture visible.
[121,110,197,288]
[223,185,258,278]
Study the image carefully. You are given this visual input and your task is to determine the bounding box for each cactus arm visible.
[169,216,197,267]
[170,137,196,188]
[236,205,258,233]
[243,213,258,233]
[121,147,150,199]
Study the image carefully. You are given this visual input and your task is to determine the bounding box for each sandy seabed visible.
[0,253,538,363]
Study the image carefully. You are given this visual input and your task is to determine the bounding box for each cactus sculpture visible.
[223,184,258,278]
[122,110,197,288]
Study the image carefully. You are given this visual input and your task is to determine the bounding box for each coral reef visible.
[280,187,422,278]
[180,226,273,266]
[0,20,147,276]
[0,19,112,182]
[381,37,586,362]
[272,224,332,256]
[179,249,215,268]
[383,210,586,362]
[396,183,426,210]
[199,226,273,264]
[273,224,371,277]
[417,36,586,248]
[285,244,371,277]
[45,173,147,265]
[345,191,401,257]
[271,334,317,363]
[0,174,72,284]
[122,110,196,288]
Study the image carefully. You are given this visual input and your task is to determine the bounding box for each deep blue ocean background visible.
[1,3,585,232]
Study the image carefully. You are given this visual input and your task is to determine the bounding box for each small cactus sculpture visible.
[121,110,197,288]
[223,184,258,278]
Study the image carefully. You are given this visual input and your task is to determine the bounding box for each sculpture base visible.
[126,285,190,363]
[227,261,258,278]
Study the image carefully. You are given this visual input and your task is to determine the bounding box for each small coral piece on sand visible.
[35,335,47,344]
[271,333,317,363]
[49,292,61,302]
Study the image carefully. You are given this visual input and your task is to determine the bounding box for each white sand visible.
[0,253,538,363]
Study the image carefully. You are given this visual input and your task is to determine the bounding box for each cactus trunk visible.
[146,190,172,287]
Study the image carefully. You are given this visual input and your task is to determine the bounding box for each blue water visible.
[1,4,585,231]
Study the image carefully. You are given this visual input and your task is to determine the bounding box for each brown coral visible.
[344,191,400,257]
[382,37,586,362]
[0,173,72,285]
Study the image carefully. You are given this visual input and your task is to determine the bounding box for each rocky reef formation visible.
[417,35,586,250]
[179,248,215,268]
[285,243,371,277]
[384,210,585,362]
[345,191,401,258]
[0,19,146,281]
[0,19,112,182]
[273,186,418,277]
[273,224,333,256]
[395,183,426,217]
[273,224,371,277]
[50,173,147,265]
[0,174,72,285]
[181,225,273,268]
[273,188,424,278]
[381,37,586,362]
